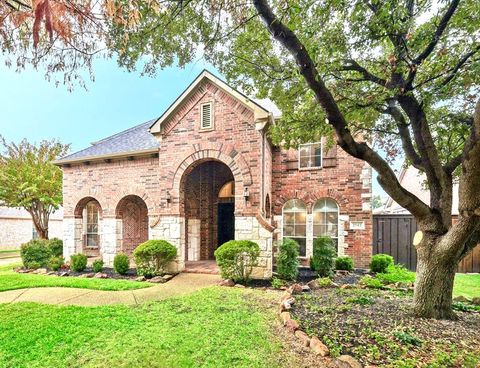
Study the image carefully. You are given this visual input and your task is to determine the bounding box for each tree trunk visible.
[413,239,457,319]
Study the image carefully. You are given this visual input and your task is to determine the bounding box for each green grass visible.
[0,288,288,368]
[453,273,480,299]
[0,249,19,254]
[0,263,150,292]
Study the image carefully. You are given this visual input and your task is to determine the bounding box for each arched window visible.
[313,198,339,249]
[218,181,235,198]
[283,199,307,256]
[85,201,100,248]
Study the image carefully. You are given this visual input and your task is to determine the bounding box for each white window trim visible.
[298,141,323,170]
[200,101,214,131]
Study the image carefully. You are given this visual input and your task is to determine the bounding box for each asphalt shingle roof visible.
[58,120,159,163]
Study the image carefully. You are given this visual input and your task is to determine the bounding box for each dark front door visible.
[218,202,235,248]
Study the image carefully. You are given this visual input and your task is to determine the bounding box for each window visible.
[283,199,307,256]
[299,142,322,169]
[313,198,339,249]
[85,201,100,248]
[200,102,213,130]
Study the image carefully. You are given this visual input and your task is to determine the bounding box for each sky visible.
[0,57,386,197]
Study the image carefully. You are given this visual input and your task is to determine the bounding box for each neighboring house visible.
[0,206,63,249]
[55,70,372,277]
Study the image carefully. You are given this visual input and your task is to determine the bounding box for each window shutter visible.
[200,103,213,129]
[322,139,337,167]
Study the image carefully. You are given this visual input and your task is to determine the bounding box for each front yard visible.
[0,264,150,292]
[0,287,297,368]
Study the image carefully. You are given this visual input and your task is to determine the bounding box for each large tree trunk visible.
[413,246,457,319]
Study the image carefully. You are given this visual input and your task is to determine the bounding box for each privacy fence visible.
[373,214,480,273]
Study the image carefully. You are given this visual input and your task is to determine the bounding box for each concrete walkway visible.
[0,273,221,306]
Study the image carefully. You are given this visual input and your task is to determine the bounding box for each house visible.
[55,70,372,277]
[0,206,63,249]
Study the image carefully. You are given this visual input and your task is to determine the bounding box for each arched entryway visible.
[116,195,149,255]
[74,197,102,257]
[181,160,235,261]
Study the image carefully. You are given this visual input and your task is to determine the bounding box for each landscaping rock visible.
[281,297,295,311]
[285,318,299,333]
[234,284,246,288]
[34,268,48,274]
[279,311,291,326]
[219,279,235,287]
[301,285,311,292]
[135,276,146,282]
[281,291,292,301]
[307,279,320,290]
[94,272,108,279]
[472,297,480,306]
[336,270,350,276]
[294,330,310,347]
[453,295,470,303]
[148,276,165,283]
[335,355,362,368]
[16,268,30,273]
[59,272,69,277]
[288,283,303,294]
[340,284,356,289]
[163,274,174,281]
[310,336,329,356]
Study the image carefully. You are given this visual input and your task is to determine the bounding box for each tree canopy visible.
[0,137,70,238]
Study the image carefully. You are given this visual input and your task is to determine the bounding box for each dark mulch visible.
[291,288,480,367]
[67,267,139,279]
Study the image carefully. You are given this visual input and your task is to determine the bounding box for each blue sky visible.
[0,57,386,197]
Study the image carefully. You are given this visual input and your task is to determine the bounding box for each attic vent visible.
[200,102,213,130]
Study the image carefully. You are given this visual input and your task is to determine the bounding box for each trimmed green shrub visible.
[114,253,130,275]
[92,259,104,273]
[48,256,64,271]
[47,238,63,257]
[335,256,354,272]
[370,254,394,273]
[276,238,299,281]
[271,277,286,289]
[20,239,51,269]
[70,253,88,272]
[377,264,415,285]
[310,236,336,277]
[133,240,177,277]
[214,240,260,284]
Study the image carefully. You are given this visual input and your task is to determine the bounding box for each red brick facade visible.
[59,71,372,272]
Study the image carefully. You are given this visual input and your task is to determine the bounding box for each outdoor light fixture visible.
[166,191,171,204]
[243,187,250,201]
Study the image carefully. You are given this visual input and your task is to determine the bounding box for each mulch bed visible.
[290,287,480,367]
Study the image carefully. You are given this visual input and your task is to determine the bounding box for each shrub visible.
[271,277,286,289]
[48,256,64,271]
[114,253,130,275]
[133,240,177,277]
[310,236,336,277]
[335,256,354,271]
[92,259,104,273]
[214,240,260,284]
[70,253,88,272]
[317,277,334,287]
[370,254,394,273]
[47,238,63,257]
[359,275,384,289]
[376,264,415,285]
[276,238,299,280]
[20,239,51,269]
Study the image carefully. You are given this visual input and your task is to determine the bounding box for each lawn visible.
[454,273,480,299]
[0,287,292,368]
[0,264,151,292]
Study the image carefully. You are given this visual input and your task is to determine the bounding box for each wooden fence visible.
[373,214,480,273]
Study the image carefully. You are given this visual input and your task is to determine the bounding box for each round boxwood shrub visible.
[20,239,51,269]
[214,240,260,284]
[48,238,63,257]
[92,259,104,273]
[133,240,177,277]
[276,238,299,281]
[70,253,88,272]
[48,256,65,271]
[310,236,336,277]
[335,256,354,272]
[114,253,130,275]
[370,254,394,273]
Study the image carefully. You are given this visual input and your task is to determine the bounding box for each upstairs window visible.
[299,142,322,169]
[200,102,213,130]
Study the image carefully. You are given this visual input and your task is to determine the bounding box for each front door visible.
[218,202,235,248]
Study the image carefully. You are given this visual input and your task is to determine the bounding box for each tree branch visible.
[253,0,432,219]
[342,59,387,87]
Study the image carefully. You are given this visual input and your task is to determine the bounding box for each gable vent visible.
[200,102,213,129]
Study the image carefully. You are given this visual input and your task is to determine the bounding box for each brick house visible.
[55,70,372,277]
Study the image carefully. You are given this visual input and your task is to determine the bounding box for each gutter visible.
[53,148,159,166]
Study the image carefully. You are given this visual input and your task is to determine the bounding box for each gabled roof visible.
[149,69,276,134]
[55,120,159,165]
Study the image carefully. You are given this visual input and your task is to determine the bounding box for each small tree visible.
[0,137,69,239]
